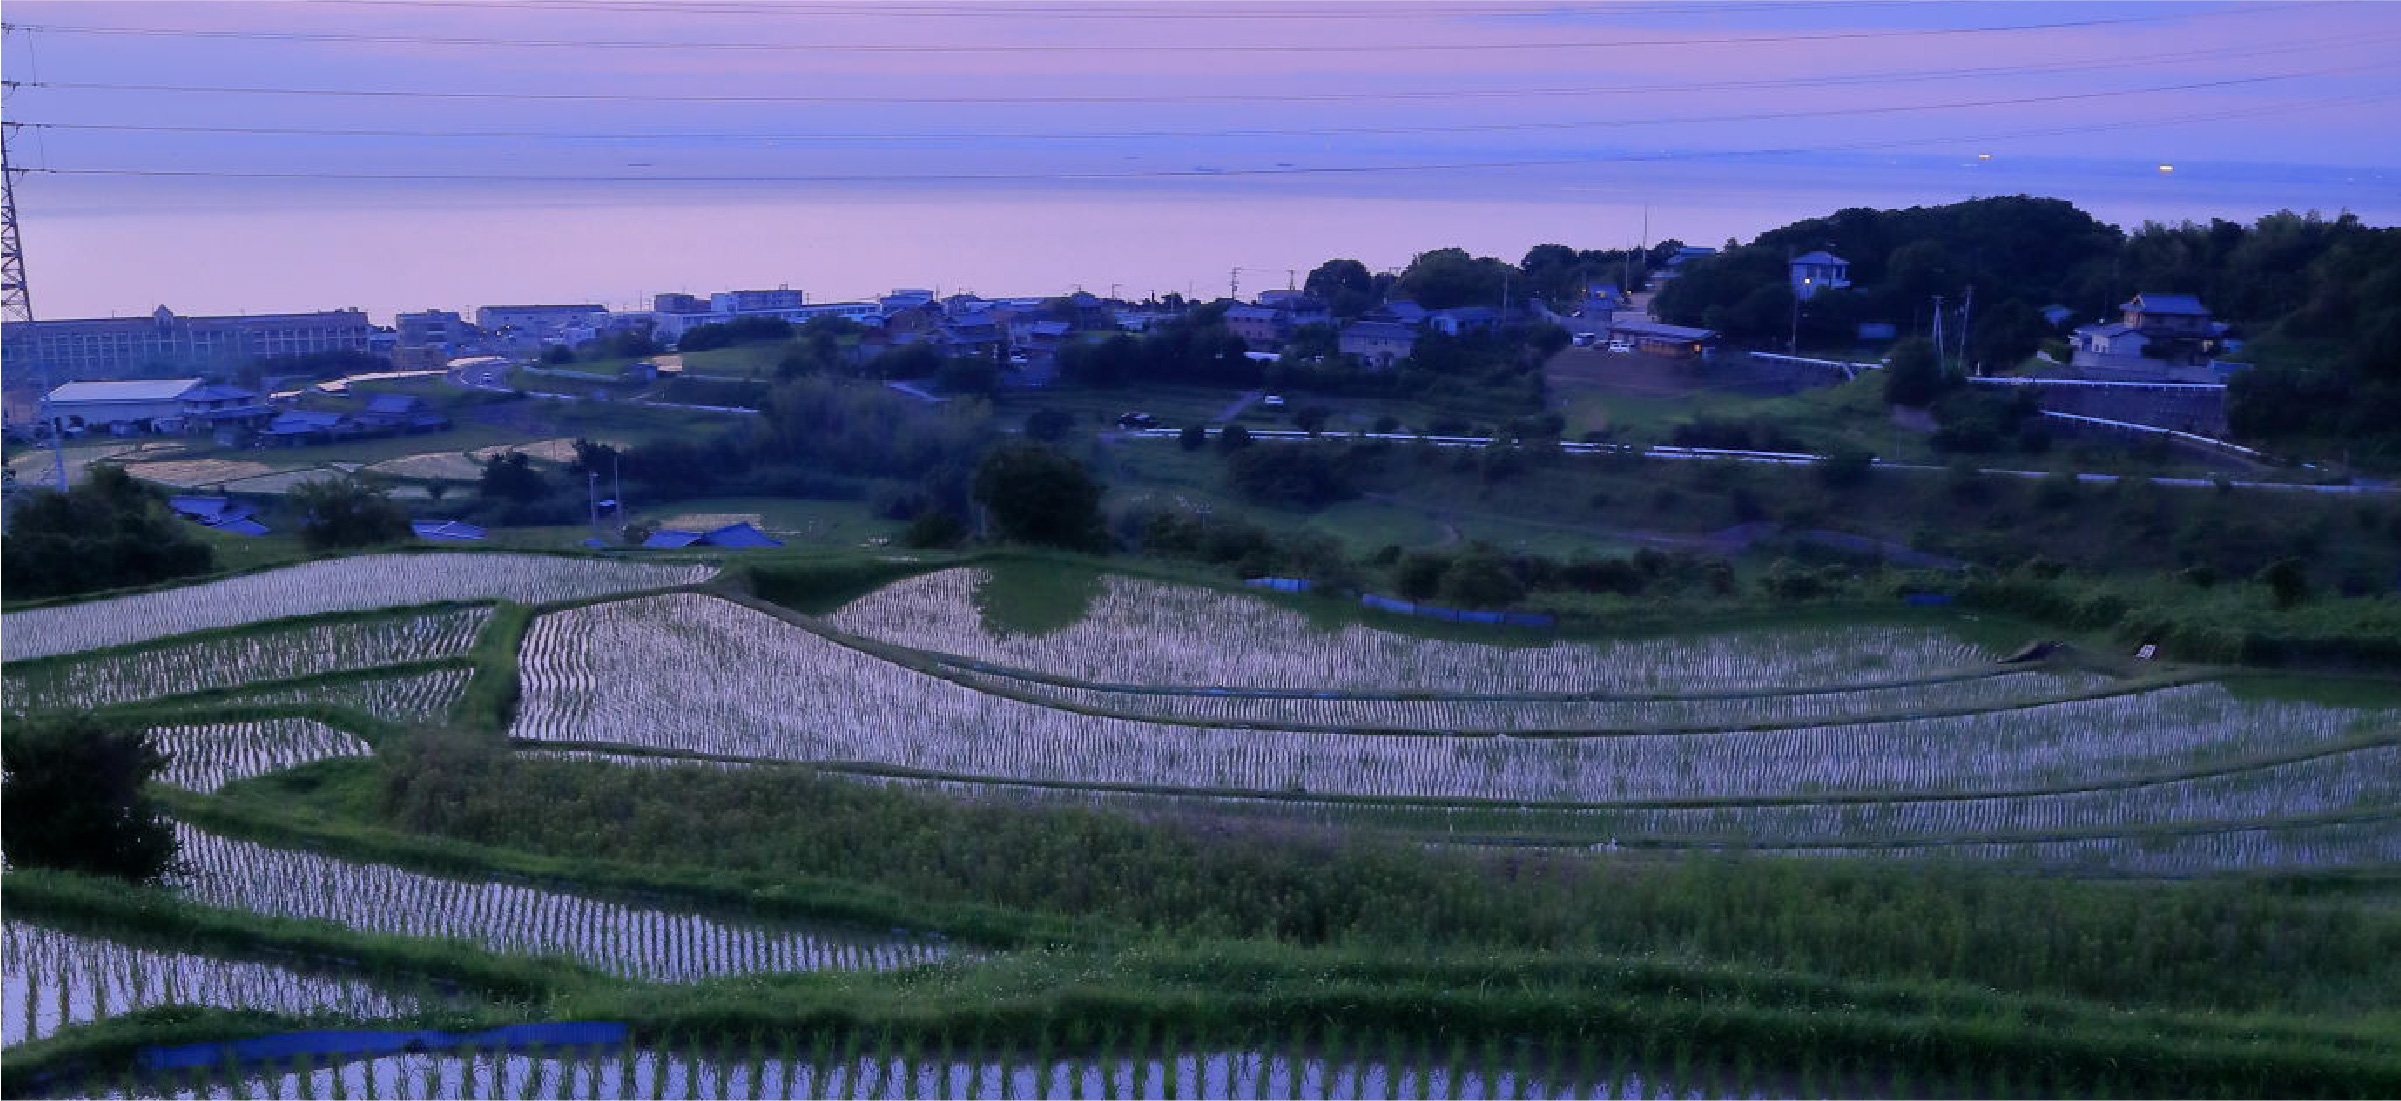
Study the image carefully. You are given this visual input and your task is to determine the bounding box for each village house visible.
[1339,321,1419,369]
[1789,251,1852,300]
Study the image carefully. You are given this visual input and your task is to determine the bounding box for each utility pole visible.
[611,451,624,537]
[1957,283,1975,375]
[1787,249,1800,356]
[587,470,601,545]
[1286,269,1297,292]
[1,123,65,492]
[1930,295,1947,376]
[1229,267,1240,301]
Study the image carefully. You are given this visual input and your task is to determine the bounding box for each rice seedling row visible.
[515,595,2394,804]
[2,554,714,662]
[150,719,374,793]
[967,668,2113,733]
[1,921,417,1048]
[822,742,2401,857]
[78,1045,1744,1100]
[4,608,490,714]
[218,668,474,725]
[169,824,950,983]
[829,568,1999,694]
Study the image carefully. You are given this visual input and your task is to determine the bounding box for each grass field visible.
[6,550,2399,1098]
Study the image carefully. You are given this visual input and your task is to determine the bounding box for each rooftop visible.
[45,378,204,404]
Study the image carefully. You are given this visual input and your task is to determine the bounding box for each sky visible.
[5,0,2398,320]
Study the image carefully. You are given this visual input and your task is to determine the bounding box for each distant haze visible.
[6,0,2396,320]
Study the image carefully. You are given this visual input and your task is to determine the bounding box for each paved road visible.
[1127,428,2397,496]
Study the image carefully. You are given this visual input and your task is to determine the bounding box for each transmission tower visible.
[1,122,66,491]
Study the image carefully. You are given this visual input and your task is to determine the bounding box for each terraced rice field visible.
[216,667,474,724]
[2,921,417,1048]
[77,1045,1709,1100]
[830,568,1995,692]
[5,607,491,713]
[171,825,952,982]
[150,719,373,793]
[3,555,714,661]
[515,595,2396,808]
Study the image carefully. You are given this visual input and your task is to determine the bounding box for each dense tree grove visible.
[1642,198,2401,463]
[0,465,215,599]
[1,717,178,883]
[972,441,1105,550]
[289,477,413,550]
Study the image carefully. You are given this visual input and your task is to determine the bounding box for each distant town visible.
[2,243,2251,454]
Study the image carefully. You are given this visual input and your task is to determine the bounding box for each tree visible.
[1225,444,1356,507]
[0,465,215,600]
[289,478,411,550]
[1217,424,1254,453]
[2,716,178,883]
[972,441,1104,550]
[1292,405,1333,435]
[478,452,551,504]
[2258,557,2311,609]
[900,509,967,549]
[1882,337,1948,408]
[1304,259,1378,317]
[1966,300,2053,374]
[934,356,999,397]
[1437,551,1525,609]
[1178,424,1208,451]
[1396,247,1513,309]
[541,344,578,365]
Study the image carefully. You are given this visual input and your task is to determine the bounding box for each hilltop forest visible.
[1651,197,2401,465]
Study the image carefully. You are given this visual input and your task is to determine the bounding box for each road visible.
[1124,428,2398,496]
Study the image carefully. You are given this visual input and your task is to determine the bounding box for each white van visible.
[1606,338,1636,354]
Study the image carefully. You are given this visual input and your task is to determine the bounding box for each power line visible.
[11,69,2377,145]
[0,6,2295,54]
[11,30,2386,107]
[312,0,1910,19]
[23,90,2389,186]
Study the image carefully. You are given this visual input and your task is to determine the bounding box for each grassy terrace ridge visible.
[1438,807,2401,853]
[905,643,2047,702]
[716,589,2224,738]
[506,728,2401,815]
[157,775,1071,952]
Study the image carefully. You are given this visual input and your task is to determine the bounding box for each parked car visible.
[1116,412,1160,429]
[1606,338,1635,354]
[1261,394,1286,408]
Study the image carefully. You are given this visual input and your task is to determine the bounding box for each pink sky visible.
[4,1,2396,318]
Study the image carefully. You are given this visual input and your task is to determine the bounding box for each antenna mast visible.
[1,123,65,491]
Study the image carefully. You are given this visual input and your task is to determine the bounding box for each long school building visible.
[2,306,374,382]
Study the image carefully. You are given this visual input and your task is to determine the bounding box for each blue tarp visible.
[411,519,486,542]
[1359,592,1554,628]
[1903,593,1956,606]
[141,1021,630,1071]
[643,529,704,548]
[1243,577,1313,592]
[700,521,783,548]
